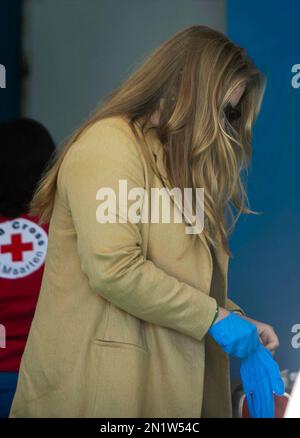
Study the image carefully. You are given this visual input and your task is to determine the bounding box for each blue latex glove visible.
[208,311,260,358]
[240,343,285,418]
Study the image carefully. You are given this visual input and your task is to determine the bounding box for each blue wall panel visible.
[227,0,300,378]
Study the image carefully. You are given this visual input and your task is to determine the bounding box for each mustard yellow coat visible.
[9,115,244,418]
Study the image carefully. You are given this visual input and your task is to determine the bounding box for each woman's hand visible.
[238,315,280,353]
[211,308,280,353]
[208,311,260,358]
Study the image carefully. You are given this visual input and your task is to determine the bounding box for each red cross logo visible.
[0,233,34,262]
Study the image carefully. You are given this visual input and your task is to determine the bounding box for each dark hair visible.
[0,118,56,218]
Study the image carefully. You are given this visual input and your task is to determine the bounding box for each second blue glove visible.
[240,343,285,418]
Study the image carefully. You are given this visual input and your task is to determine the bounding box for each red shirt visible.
[0,213,49,371]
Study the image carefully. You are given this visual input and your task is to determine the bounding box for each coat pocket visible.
[94,301,149,353]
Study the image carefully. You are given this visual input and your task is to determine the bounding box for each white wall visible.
[23,0,226,145]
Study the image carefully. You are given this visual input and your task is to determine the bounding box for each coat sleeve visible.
[225,298,246,316]
[58,120,217,342]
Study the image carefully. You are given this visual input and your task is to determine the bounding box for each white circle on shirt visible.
[0,217,48,279]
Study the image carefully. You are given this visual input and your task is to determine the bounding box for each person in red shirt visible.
[0,118,55,417]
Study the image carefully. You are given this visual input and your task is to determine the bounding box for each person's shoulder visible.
[79,115,138,146]
[67,115,144,164]
[59,116,144,187]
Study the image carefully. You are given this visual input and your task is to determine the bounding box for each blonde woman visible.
[10,25,282,418]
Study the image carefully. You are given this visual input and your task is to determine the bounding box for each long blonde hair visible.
[29,25,266,255]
